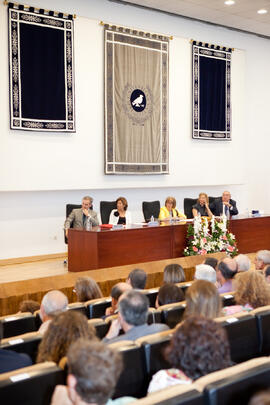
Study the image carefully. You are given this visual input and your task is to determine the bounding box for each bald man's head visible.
[40,290,68,321]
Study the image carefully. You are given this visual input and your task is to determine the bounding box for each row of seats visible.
[2,341,270,405]
[0,282,234,339]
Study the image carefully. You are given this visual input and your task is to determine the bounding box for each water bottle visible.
[150,215,154,222]
[85,216,92,231]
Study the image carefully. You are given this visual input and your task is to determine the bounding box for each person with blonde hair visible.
[184,280,221,319]
[37,311,96,364]
[192,193,213,217]
[223,270,270,315]
[163,263,186,284]
[74,277,103,302]
[159,197,186,221]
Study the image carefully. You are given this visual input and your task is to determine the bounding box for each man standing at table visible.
[210,191,238,217]
[64,196,99,237]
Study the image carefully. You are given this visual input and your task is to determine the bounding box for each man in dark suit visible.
[210,191,238,217]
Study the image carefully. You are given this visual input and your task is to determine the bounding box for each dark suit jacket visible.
[210,197,238,216]
[0,349,32,374]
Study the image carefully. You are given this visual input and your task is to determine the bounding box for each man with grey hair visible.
[64,196,99,238]
[255,250,270,271]
[195,264,217,284]
[235,254,251,272]
[105,282,132,316]
[38,290,68,335]
[103,290,168,343]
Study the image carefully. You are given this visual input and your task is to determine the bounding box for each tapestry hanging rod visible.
[190,39,234,52]
[100,20,173,41]
[3,0,76,19]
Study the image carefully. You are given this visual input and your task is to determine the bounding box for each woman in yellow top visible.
[159,197,186,221]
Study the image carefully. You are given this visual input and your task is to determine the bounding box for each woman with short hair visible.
[109,197,132,225]
[159,196,186,221]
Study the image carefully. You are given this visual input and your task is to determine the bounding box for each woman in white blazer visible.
[109,197,132,225]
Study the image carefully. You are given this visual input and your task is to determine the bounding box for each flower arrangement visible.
[184,215,238,257]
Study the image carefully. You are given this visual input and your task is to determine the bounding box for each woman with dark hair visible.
[163,263,186,284]
[192,193,213,217]
[148,316,231,393]
[74,277,103,302]
[37,311,96,364]
[159,196,186,221]
[155,283,184,308]
[109,197,132,225]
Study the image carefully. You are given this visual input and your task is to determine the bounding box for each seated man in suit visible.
[103,290,169,343]
[210,191,238,217]
[64,196,99,237]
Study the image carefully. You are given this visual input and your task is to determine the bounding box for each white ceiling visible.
[120,0,270,37]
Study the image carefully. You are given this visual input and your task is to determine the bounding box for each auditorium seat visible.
[176,282,193,297]
[195,357,270,405]
[0,313,37,338]
[141,288,159,307]
[134,384,203,405]
[251,305,270,355]
[0,361,65,405]
[108,340,148,398]
[67,302,87,317]
[220,292,236,307]
[158,301,186,328]
[215,312,260,363]
[85,297,112,319]
[136,329,174,380]
[0,332,42,362]
[88,318,110,339]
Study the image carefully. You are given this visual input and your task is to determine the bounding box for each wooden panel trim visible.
[0,252,67,266]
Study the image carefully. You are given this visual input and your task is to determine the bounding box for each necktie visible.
[225,205,229,217]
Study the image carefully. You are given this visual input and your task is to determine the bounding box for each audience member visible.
[74,277,103,302]
[184,280,221,319]
[50,339,134,405]
[0,322,32,374]
[126,268,147,290]
[148,316,231,393]
[223,270,270,315]
[194,264,217,284]
[192,193,213,217]
[248,390,270,405]
[155,283,184,308]
[204,256,218,270]
[37,311,96,364]
[265,266,270,284]
[103,290,169,343]
[255,250,270,271]
[163,263,185,284]
[64,196,99,237]
[38,290,68,335]
[19,299,40,314]
[105,282,132,316]
[217,257,238,293]
[235,254,251,272]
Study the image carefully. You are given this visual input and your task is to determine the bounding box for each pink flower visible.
[222,235,228,240]
[202,238,207,243]
[200,249,207,255]
[227,245,234,252]
[193,246,198,252]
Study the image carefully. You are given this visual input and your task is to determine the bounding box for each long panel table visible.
[68,215,270,272]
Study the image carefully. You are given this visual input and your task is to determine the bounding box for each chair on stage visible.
[64,203,81,244]
[142,201,160,222]
[183,198,197,219]
[100,201,117,224]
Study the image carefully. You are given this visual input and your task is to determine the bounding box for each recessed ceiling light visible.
[257,9,268,14]
[224,0,235,5]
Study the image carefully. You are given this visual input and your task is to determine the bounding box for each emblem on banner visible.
[123,84,152,125]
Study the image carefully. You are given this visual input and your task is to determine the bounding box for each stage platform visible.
[0,252,233,316]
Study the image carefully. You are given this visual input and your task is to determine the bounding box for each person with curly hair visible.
[74,277,103,302]
[184,280,222,319]
[223,270,270,315]
[147,315,231,393]
[37,311,96,364]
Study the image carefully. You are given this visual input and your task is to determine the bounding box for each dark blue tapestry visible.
[8,4,75,132]
[192,41,232,140]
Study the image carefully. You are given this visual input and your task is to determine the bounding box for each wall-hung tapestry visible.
[192,41,232,140]
[8,3,75,132]
[104,24,169,174]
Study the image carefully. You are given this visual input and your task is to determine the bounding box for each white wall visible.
[0,0,269,259]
